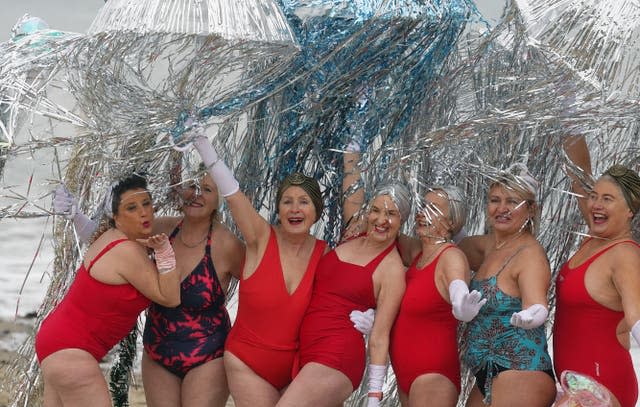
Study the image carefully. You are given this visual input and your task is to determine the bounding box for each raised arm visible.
[343,150,366,235]
[53,184,98,243]
[563,134,593,223]
[193,135,270,250]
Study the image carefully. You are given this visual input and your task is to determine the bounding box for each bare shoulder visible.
[380,248,404,273]
[609,240,640,270]
[440,245,469,266]
[153,216,181,235]
[458,234,490,270]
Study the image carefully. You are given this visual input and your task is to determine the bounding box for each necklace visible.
[417,241,447,269]
[494,231,524,250]
[179,229,208,248]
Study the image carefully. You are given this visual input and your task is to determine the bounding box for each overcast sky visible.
[1,0,507,41]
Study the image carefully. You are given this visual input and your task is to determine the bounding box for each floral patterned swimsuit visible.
[143,221,230,378]
[462,247,553,404]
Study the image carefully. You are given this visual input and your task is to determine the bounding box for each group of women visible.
[36,129,640,407]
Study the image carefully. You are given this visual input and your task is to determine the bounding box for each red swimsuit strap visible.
[86,238,130,272]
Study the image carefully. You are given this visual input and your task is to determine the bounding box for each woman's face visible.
[415,190,451,240]
[112,188,154,239]
[182,174,219,219]
[587,177,634,238]
[278,186,317,234]
[487,184,532,235]
[366,194,402,243]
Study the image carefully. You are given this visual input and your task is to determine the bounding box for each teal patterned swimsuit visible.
[462,249,552,404]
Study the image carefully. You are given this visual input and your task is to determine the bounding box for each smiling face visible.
[278,185,317,234]
[366,193,402,243]
[181,174,219,220]
[587,177,634,239]
[487,183,533,236]
[415,190,452,240]
[112,188,154,239]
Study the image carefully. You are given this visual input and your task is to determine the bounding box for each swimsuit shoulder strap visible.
[87,238,130,272]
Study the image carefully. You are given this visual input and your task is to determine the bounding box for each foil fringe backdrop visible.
[1,0,640,405]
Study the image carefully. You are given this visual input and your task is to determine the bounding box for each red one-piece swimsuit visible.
[36,239,151,363]
[554,239,639,407]
[390,245,460,394]
[224,227,326,390]
[297,240,397,390]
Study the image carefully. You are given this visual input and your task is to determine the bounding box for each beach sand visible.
[0,318,235,407]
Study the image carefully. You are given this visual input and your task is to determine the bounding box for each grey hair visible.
[430,185,467,236]
[370,182,412,222]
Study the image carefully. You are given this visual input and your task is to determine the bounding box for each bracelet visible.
[367,391,383,400]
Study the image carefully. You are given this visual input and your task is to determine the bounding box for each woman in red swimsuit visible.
[275,151,407,407]
[558,136,640,407]
[35,174,182,407]
[390,185,480,407]
[193,136,328,407]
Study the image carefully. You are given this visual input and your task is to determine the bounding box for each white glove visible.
[510,304,548,329]
[633,320,640,347]
[53,184,97,243]
[53,184,77,219]
[449,279,486,322]
[350,308,375,335]
[192,136,240,197]
[366,364,386,407]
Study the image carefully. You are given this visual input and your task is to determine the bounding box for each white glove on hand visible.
[53,184,97,243]
[510,304,548,329]
[350,308,375,335]
[449,279,486,322]
[366,364,386,407]
[632,320,640,347]
[53,184,77,219]
[192,136,240,197]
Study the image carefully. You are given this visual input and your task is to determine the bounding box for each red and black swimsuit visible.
[143,221,230,378]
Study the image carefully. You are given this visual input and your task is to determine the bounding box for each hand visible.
[192,133,219,168]
[138,234,176,274]
[366,396,381,407]
[510,304,548,329]
[350,308,375,335]
[53,184,78,219]
[449,279,486,322]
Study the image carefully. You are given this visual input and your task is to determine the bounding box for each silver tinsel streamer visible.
[2,0,640,405]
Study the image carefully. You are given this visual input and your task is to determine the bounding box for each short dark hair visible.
[111,173,149,217]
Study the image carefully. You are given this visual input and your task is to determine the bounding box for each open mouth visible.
[592,213,607,224]
[288,216,304,225]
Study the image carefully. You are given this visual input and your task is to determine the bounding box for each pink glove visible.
[449,279,486,322]
[510,304,548,329]
[192,136,239,197]
[366,364,386,407]
[350,308,375,335]
[139,234,176,274]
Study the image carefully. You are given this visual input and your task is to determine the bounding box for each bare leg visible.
[182,358,229,407]
[465,385,486,407]
[408,373,458,407]
[141,351,182,407]
[41,349,111,407]
[224,351,281,407]
[276,362,353,407]
[490,370,556,407]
